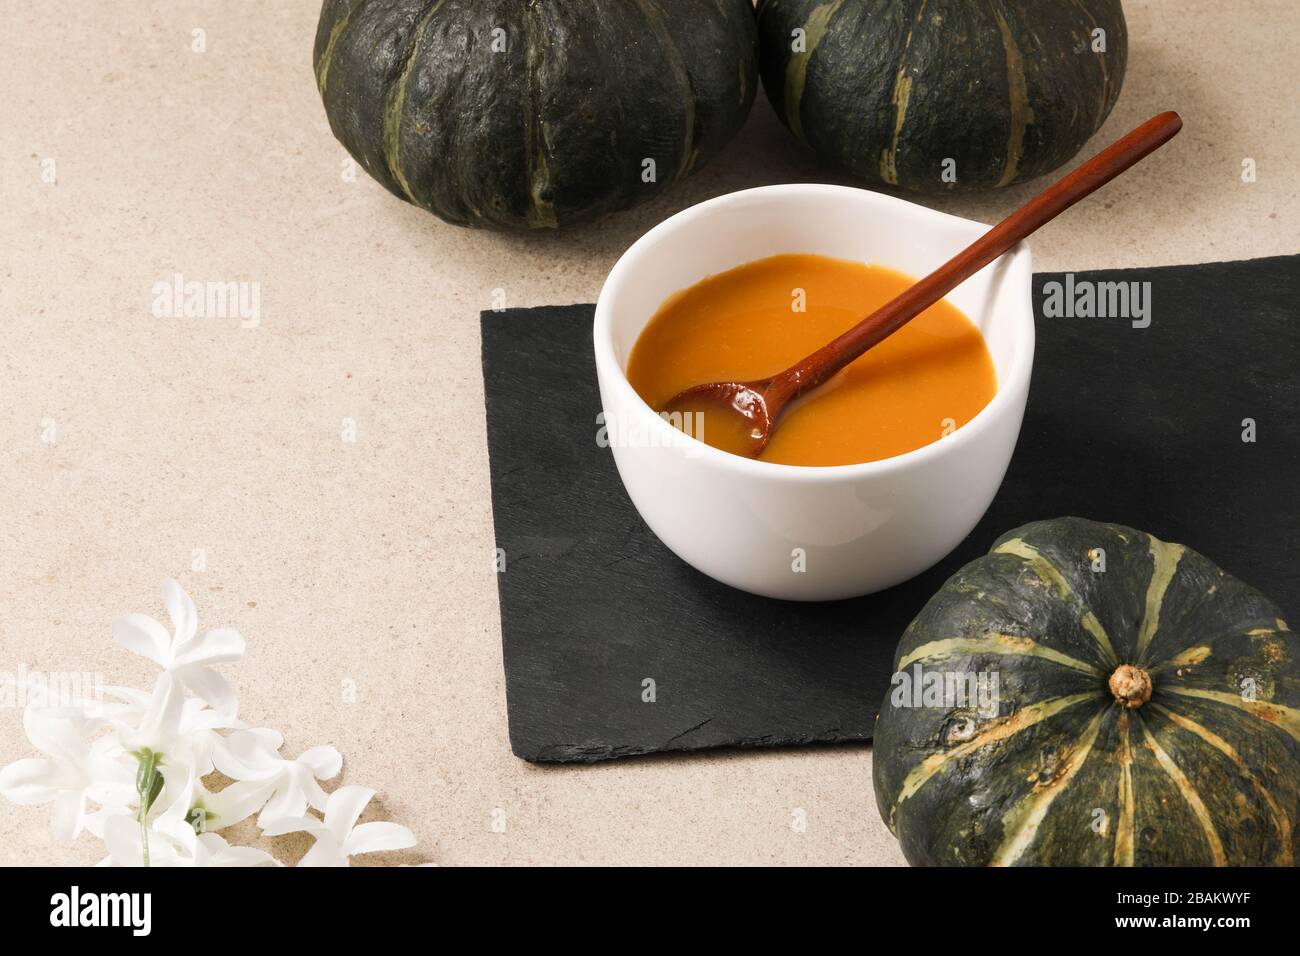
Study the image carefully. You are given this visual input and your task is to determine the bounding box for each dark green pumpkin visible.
[874,518,1299,866]
[313,0,759,230]
[756,0,1128,192]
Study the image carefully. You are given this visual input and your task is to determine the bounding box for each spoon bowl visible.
[660,380,774,458]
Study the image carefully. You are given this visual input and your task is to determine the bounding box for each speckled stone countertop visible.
[2,0,1295,865]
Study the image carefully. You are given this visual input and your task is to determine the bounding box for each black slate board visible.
[483,255,1299,763]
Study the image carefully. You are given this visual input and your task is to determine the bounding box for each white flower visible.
[112,579,244,716]
[2,579,416,867]
[102,771,278,867]
[208,729,341,829]
[263,786,416,867]
[193,832,281,866]
[106,684,242,776]
[115,674,185,757]
[101,815,280,867]
[0,707,134,839]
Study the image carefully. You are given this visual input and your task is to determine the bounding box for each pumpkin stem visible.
[1109,664,1152,708]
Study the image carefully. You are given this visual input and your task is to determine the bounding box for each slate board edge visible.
[522,728,873,765]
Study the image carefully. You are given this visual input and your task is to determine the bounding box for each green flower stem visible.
[132,748,165,867]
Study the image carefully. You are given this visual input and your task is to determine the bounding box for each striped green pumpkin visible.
[874,518,1299,866]
[756,0,1128,192]
[313,0,758,230]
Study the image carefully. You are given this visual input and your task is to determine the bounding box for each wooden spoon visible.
[661,111,1183,459]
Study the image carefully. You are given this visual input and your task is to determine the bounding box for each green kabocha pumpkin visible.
[313,0,759,230]
[756,0,1128,192]
[874,518,1299,866]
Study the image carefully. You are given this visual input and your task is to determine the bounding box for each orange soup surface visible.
[627,254,997,467]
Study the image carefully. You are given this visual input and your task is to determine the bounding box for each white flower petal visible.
[323,785,375,842]
[344,822,416,856]
[50,790,87,840]
[175,665,238,718]
[301,775,331,813]
[93,686,151,725]
[212,728,282,779]
[112,613,173,668]
[83,804,132,840]
[258,782,306,827]
[210,747,263,782]
[102,813,143,866]
[183,700,241,734]
[198,833,279,867]
[297,836,347,867]
[245,727,284,751]
[299,745,342,780]
[128,673,185,751]
[23,707,91,764]
[0,758,65,804]
[154,812,198,852]
[205,778,274,829]
[152,772,202,848]
[174,628,245,668]
[162,578,198,644]
[260,813,324,838]
[88,780,138,812]
[86,741,136,806]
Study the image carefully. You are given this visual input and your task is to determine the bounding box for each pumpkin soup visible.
[626,254,997,467]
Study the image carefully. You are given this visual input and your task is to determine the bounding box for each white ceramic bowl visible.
[594,184,1034,601]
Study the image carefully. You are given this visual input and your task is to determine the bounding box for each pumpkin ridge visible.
[1154,644,1213,671]
[781,0,844,145]
[1139,719,1227,865]
[890,691,1099,827]
[1162,686,1300,745]
[314,0,359,96]
[520,10,557,229]
[898,633,1103,677]
[1134,536,1186,661]
[990,3,1035,188]
[1141,575,1271,669]
[380,0,447,209]
[879,0,926,186]
[1113,709,1136,866]
[990,703,1111,866]
[1148,702,1293,864]
[1069,0,1111,123]
[635,0,696,185]
[993,537,1119,665]
[1147,620,1289,677]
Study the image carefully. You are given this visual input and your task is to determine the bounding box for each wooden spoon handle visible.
[778,111,1183,398]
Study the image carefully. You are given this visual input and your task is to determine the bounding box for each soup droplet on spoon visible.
[658,111,1183,460]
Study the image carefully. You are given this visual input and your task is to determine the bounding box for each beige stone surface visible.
[1,1,1295,866]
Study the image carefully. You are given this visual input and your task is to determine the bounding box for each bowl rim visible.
[593,183,1035,483]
